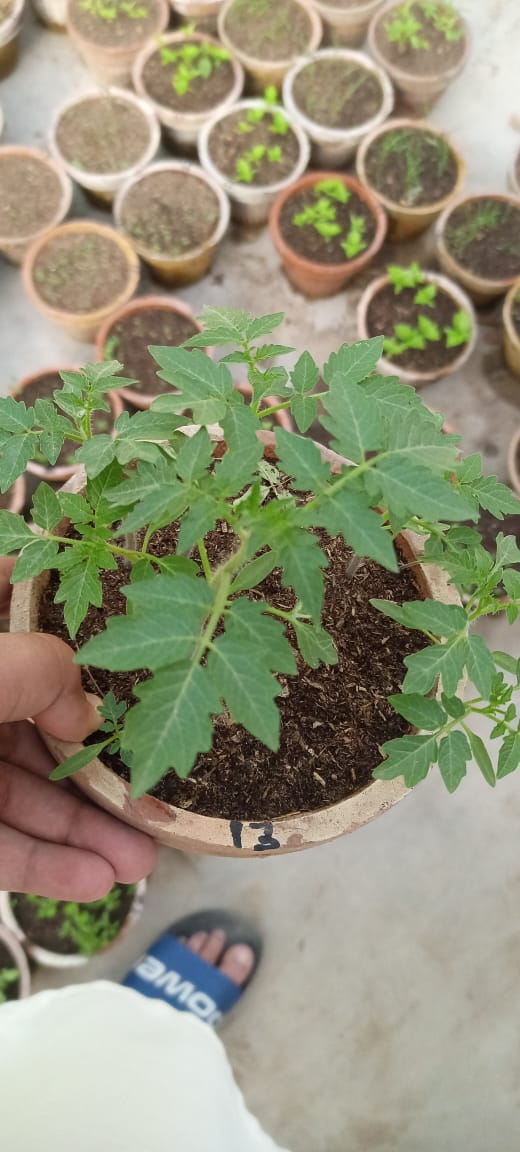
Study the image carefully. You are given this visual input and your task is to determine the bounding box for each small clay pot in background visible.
[308,0,384,46]
[508,427,520,498]
[0,145,72,265]
[66,0,169,86]
[367,0,469,114]
[435,193,520,307]
[217,0,322,93]
[0,0,25,79]
[503,279,520,380]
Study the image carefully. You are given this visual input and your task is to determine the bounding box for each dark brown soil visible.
[104,306,199,396]
[375,1,466,75]
[55,96,151,175]
[32,231,129,313]
[364,126,458,208]
[208,108,301,186]
[511,293,520,338]
[10,885,135,956]
[15,373,115,467]
[0,155,63,240]
[142,41,235,114]
[445,197,520,280]
[120,170,220,257]
[223,0,312,60]
[40,515,427,821]
[292,58,384,130]
[68,0,161,48]
[367,281,463,372]
[279,185,376,265]
[0,942,19,1002]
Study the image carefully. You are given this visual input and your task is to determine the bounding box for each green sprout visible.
[160,39,230,96]
[0,967,19,1004]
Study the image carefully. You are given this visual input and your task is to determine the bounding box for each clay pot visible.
[0,923,31,1000]
[0,146,73,265]
[32,0,67,29]
[282,48,394,169]
[133,32,244,153]
[356,117,465,241]
[357,269,477,385]
[503,280,520,379]
[171,0,224,28]
[49,88,161,207]
[22,220,140,342]
[217,0,322,93]
[2,474,26,514]
[114,160,230,286]
[9,432,458,858]
[0,0,25,78]
[309,0,384,46]
[435,194,520,307]
[0,882,146,969]
[507,428,520,498]
[198,98,310,226]
[269,170,387,298]
[367,0,469,114]
[66,0,169,87]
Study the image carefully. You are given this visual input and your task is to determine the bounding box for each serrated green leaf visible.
[374,732,438,786]
[276,529,327,619]
[34,399,72,465]
[403,639,468,696]
[438,730,470,792]
[225,599,296,676]
[371,456,473,522]
[0,512,36,554]
[213,435,263,496]
[54,556,103,638]
[177,495,219,554]
[150,348,235,424]
[323,338,384,389]
[50,741,110,781]
[0,434,39,489]
[361,373,422,416]
[315,488,397,571]
[57,492,92,525]
[495,533,520,568]
[208,635,281,748]
[493,650,519,677]
[372,598,466,637]
[123,572,213,615]
[389,693,447,730]
[31,483,62,531]
[466,634,496,697]
[292,393,318,434]
[496,732,520,779]
[230,550,277,594]
[75,435,115,478]
[175,427,213,482]
[187,306,254,346]
[246,312,284,341]
[320,380,382,462]
[11,538,59,582]
[441,693,465,719]
[470,475,519,518]
[0,396,34,433]
[274,429,330,492]
[503,569,520,601]
[292,620,338,668]
[77,606,206,671]
[291,351,319,394]
[467,728,495,787]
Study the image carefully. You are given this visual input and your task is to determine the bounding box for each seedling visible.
[385,3,429,50]
[447,201,503,259]
[374,128,451,205]
[384,315,440,357]
[236,144,283,184]
[293,180,368,256]
[385,1,463,51]
[387,262,425,293]
[80,0,147,21]
[12,886,135,956]
[0,311,519,800]
[159,39,230,96]
[237,89,288,136]
[444,309,472,347]
[341,215,367,260]
[234,98,290,183]
[0,967,18,1004]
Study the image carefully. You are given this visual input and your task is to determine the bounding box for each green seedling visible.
[387,262,425,293]
[80,0,147,20]
[160,39,230,96]
[340,214,367,259]
[0,967,18,1004]
[14,884,135,956]
[444,308,472,347]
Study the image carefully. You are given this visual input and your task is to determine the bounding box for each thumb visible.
[0,633,101,741]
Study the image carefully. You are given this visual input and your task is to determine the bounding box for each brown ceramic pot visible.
[66,0,169,86]
[367,0,469,113]
[507,428,520,499]
[435,193,520,307]
[217,0,322,93]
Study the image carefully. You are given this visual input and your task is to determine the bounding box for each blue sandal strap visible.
[122,935,244,1025]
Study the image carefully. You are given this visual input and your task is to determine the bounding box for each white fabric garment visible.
[0,980,289,1152]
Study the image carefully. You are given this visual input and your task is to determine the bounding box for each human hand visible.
[0,558,156,900]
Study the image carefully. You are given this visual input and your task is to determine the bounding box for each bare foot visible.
[178,929,255,986]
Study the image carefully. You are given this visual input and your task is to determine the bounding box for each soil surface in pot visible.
[121,170,220,256]
[279,185,376,265]
[208,108,301,186]
[366,281,463,372]
[68,0,161,48]
[0,155,63,240]
[511,292,520,338]
[55,96,151,175]
[142,40,235,114]
[104,306,200,396]
[374,1,465,75]
[292,58,384,129]
[14,373,115,467]
[223,0,313,60]
[41,521,426,821]
[32,231,129,312]
[445,197,520,281]
[0,942,19,1002]
[10,885,135,956]
[364,126,458,208]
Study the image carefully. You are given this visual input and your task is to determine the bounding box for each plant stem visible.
[198,538,212,581]
[258,401,293,420]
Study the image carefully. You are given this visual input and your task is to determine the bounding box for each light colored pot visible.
[49,88,160,207]
[309,0,384,46]
[357,269,477,385]
[198,99,310,226]
[503,280,520,379]
[0,923,31,999]
[0,146,73,265]
[133,32,244,153]
[9,433,458,858]
[66,0,169,87]
[367,0,469,114]
[217,0,322,94]
[22,220,140,343]
[3,474,26,514]
[507,428,520,498]
[0,882,146,969]
[508,151,520,198]
[283,48,393,169]
[356,117,465,241]
[0,0,25,78]
[435,193,520,306]
[269,169,387,297]
[171,0,224,22]
[32,0,67,30]
[114,160,230,285]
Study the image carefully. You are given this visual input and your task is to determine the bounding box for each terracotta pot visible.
[357,269,477,385]
[507,428,520,498]
[356,117,465,241]
[9,432,458,858]
[49,88,161,207]
[0,0,25,78]
[22,220,140,342]
[32,0,67,29]
[503,280,520,379]
[2,474,26,514]
[309,0,384,46]
[198,98,310,226]
[114,160,230,286]
[367,0,469,114]
[0,923,31,1000]
[282,48,394,169]
[66,0,169,87]
[217,0,322,93]
[435,194,520,307]
[0,146,73,265]
[0,882,146,969]
[269,170,387,298]
[133,32,244,153]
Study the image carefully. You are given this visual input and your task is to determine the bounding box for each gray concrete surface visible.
[1,1,520,1149]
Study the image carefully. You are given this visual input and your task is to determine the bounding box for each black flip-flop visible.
[122,909,262,1026]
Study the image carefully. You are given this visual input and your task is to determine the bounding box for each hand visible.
[0,558,156,900]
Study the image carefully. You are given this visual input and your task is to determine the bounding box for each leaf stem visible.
[197,538,212,581]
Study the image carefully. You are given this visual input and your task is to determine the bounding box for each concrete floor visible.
[1,1,520,1149]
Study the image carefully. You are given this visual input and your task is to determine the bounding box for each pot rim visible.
[198,98,311,203]
[367,0,469,85]
[217,0,322,72]
[503,278,520,351]
[48,86,161,190]
[435,192,520,293]
[507,427,520,498]
[132,30,245,129]
[0,923,31,999]
[311,0,383,17]
[0,145,73,247]
[282,47,394,146]
[357,269,478,384]
[0,0,25,46]
[356,116,466,219]
[66,0,169,59]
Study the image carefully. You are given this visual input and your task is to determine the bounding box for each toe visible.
[219,943,255,987]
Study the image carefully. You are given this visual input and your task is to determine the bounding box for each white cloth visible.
[0,980,289,1152]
